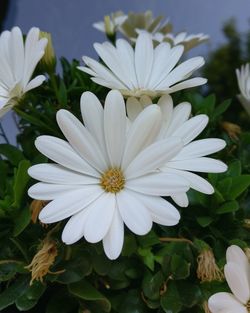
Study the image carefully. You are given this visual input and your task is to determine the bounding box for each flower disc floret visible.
[100,168,125,193]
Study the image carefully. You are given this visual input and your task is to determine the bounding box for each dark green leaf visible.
[13,206,31,236]
[160,281,182,313]
[12,160,31,208]
[216,200,239,214]
[68,280,111,312]
[0,276,29,310]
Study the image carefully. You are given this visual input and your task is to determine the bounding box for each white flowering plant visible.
[0,11,249,313]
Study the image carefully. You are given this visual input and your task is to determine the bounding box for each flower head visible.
[79,33,207,98]
[126,95,227,207]
[0,27,48,117]
[208,245,250,313]
[236,64,250,116]
[119,11,172,41]
[93,11,127,37]
[28,90,189,260]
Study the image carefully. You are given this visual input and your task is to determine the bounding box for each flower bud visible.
[39,31,56,73]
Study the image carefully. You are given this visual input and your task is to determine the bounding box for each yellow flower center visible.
[100,168,125,193]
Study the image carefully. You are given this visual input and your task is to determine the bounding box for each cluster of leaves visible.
[0,52,250,313]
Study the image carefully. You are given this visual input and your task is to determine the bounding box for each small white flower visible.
[236,64,250,116]
[28,90,189,260]
[93,11,127,36]
[78,33,207,98]
[126,95,227,207]
[152,31,209,51]
[208,245,250,313]
[0,27,48,117]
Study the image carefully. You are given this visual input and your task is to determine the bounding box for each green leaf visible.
[196,216,213,227]
[138,247,155,271]
[68,280,111,312]
[170,254,190,280]
[142,270,164,300]
[15,282,46,311]
[13,206,31,236]
[56,254,92,284]
[226,160,241,177]
[12,160,31,208]
[0,261,26,282]
[213,99,231,118]
[229,175,250,199]
[160,281,182,313]
[216,200,239,214]
[177,281,202,308]
[0,277,29,310]
[0,144,25,166]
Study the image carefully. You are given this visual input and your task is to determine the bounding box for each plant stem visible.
[159,237,194,246]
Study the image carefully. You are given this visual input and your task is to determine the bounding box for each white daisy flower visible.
[208,245,250,313]
[93,11,127,36]
[236,64,250,116]
[78,33,207,98]
[28,90,189,260]
[0,27,48,117]
[151,31,209,52]
[126,95,227,207]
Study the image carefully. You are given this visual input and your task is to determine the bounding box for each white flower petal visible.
[168,77,207,93]
[163,102,191,137]
[24,75,46,93]
[103,207,124,260]
[122,104,162,169]
[125,137,183,179]
[84,192,116,243]
[171,193,189,207]
[225,262,250,304]
[56,109,107,172]
[135,32,154,87]
[136,194,180,226]
[80,91,108,159]
[162,167,214,194]
[171,114,208,145]
[116,39,138,88]
[39,186,104,224]
[226,245,250,281]
[28,164,99,185]
[126,172,189,196]
[62,209,89,245]
[126,97,143,121]
[104,90,126,166]
[35,135,99,177]
[173,139,226,160]
[149,44,184,89]
[157,56,205,89]
[117,189,152,235]
[28,182,80,200]
[166,157,227,173]
[208,292,247,313]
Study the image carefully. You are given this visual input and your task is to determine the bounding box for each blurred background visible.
[1,0,250,143]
